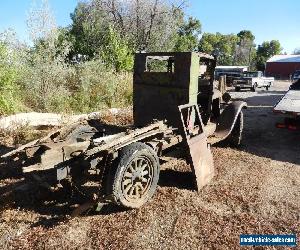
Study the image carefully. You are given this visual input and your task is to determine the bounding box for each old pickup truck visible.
[1,52,246,213]
[233,71,274,92]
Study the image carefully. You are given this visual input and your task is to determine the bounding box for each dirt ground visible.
[0,81,299,249]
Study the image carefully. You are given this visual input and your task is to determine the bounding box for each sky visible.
[188,0,300,53]
[0,0,299,53]
[0,0,78,43]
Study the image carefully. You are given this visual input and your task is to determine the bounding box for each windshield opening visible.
[244,72,258,77]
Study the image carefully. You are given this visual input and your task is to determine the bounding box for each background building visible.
[265,55,300,79]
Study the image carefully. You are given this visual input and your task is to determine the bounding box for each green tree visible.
[70,2,108,58]
[56,27,75,60]
[0,42,20,114]
[24,0,74,112]
[237,30,255,42]
[70,0,185,56]
[293,48,300,55]
[234,30,256,67]
[71,2,133,71]
[174,17,202,51]
[198,32,238,65]
[100,26,133,72]
[256,40,282,71]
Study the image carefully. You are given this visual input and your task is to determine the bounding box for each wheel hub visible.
[132,169,142,180]
[121,156,153,200]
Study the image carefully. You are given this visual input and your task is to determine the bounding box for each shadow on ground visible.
[0,145,15,156]
[159,169,194,190]
[0,164,194,228]
[229,88,300,165]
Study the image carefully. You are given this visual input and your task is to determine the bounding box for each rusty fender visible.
[215,101,247,141]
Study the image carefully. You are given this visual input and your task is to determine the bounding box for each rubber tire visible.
[105,142,160,208]
[235,87,240,92]
[251,83,257,92]
[223,111,244,147]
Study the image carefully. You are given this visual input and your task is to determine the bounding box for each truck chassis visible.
[2,52,246,212]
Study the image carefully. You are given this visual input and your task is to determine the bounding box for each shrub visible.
[20,57,133,114]
[100,26,134,72]
[69,60,132,113]
[0,42,22,115]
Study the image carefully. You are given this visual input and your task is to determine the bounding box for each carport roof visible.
[267,55,300,63]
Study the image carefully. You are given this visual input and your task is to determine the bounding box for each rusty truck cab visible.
[133,52,216,130]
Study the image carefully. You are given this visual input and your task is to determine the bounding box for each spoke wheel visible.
[105,142,160,208]
[121,156,154,202]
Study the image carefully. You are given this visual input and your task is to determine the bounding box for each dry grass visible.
[1,147,299,249]
[0,124,52,149]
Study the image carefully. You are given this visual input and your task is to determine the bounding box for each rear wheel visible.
[251,83,257,92]
[106,142,160,208]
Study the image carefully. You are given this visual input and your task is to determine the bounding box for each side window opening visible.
[145,56,175,73]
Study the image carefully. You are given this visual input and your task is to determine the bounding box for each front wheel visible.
[105,142,160,208]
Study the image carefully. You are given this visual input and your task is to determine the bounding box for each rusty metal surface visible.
[133,53,196,129]
[178,103,214,191]
[211,101,247,143]
[133,52,216,129]
[85,121,168,156]
[4,120,170,176]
